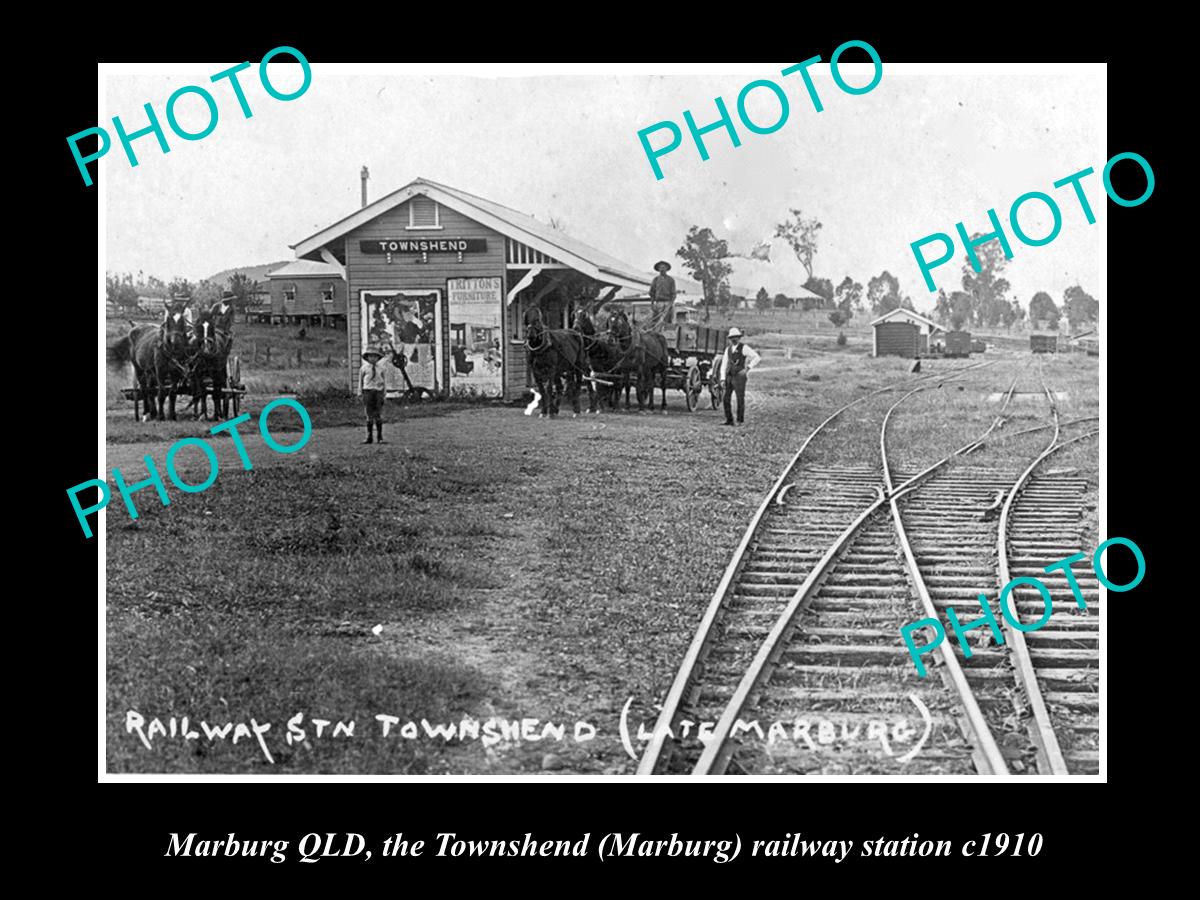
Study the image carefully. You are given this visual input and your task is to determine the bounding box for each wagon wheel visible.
[710,380,724,410]
[684,364,702,412]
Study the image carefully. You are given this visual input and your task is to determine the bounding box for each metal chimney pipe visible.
[361,166,369,208]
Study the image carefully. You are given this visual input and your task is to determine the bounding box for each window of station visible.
[407,197,442,229]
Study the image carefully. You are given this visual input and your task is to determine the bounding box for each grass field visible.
[104,315,1101,774]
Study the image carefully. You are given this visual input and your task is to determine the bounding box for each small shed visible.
[870,308,944,358]
[875,322,920,358]
[266,259,347,326]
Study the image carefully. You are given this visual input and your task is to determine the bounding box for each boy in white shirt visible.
[360,346,388,444]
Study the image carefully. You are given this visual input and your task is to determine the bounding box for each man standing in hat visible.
[649,260,677,328]
[718,327,761,426]
[210,289,237,339]
[360,345,388,444]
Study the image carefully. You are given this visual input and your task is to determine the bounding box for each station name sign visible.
[362,238,487,254]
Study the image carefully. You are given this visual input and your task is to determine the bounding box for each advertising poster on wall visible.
[447,277,503,398]
[362,290,441,395]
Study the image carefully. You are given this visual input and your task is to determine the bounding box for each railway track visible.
[638,357,1100,776]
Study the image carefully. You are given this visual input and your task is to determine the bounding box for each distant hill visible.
[204,260,291,286]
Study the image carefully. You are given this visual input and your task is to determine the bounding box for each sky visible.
[102,62,1103,313]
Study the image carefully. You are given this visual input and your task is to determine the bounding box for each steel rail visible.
[993,364,1095,776]
[690,363,1003,775]
[635,361,988,774]
[879,369,1022,775]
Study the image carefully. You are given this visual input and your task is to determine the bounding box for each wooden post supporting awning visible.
[507,266,542,305]
[318,246,346,281]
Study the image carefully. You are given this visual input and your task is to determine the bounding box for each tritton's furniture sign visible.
[361,238,488,254]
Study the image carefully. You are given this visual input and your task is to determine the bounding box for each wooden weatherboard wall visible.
[875,322,920,358]
[343,200,507,395]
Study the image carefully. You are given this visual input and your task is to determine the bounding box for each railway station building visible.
[289,177,655,399]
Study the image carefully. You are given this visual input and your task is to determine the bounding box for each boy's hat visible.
[362,346,384,360]
[221,290,236,300]
[654,260,671,272]
[728,327,744,338]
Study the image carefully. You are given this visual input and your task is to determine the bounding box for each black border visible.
[42,13,1165,882]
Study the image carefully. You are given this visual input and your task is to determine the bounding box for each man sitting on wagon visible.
[649,260,677,328]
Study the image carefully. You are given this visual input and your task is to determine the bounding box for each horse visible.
[524,306,589,417]
[572,309,623,412]
[190,309,234,420]
[607,309,670,411]
[108,314,193,420]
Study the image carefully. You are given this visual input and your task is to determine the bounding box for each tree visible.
[1063,285,1099,331]
[677,226,733,320]
[716,281,732,311]
[804,276,834,309]
[834,276,861,325]
[193,279,220,305]
[755,286,771,310]
[106,272,139,311]
[773,293,791,309]
[227,271,261,312]
[947,291,973,330]
[1028,291,1061,329]
[167,277,194,299]
[1010,299,1026,327]
[960,234,1012,327]
[829,309,850,327]
[867,271,902,315]
[775,209,823,281]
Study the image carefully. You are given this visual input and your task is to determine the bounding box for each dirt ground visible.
[104,345,1100,775]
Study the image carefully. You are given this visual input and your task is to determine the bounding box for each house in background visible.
[266,259,348,327]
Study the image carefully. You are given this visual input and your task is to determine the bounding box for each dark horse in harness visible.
[574,309,629,412]
[607,309,670,412]
[524,306,590,417]
[190,308,234,420]
[108,314,194,420]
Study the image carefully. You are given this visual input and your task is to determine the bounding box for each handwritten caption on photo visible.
[124,691,933,765]
[163,830,1044,863]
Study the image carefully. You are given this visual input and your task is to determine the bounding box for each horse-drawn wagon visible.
[111,311,245,422]
[120,353,245,421]
[524,306,729,416]
[658,321,725,411]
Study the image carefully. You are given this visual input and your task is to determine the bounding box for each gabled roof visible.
[869,307,945,332]
[267,259,342,279]
[291,177,652,292]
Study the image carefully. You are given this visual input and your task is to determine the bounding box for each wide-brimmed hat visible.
[362,347,384,360]
[728,327,743,338]
[221,290,235,300]
[654,260,672,272]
